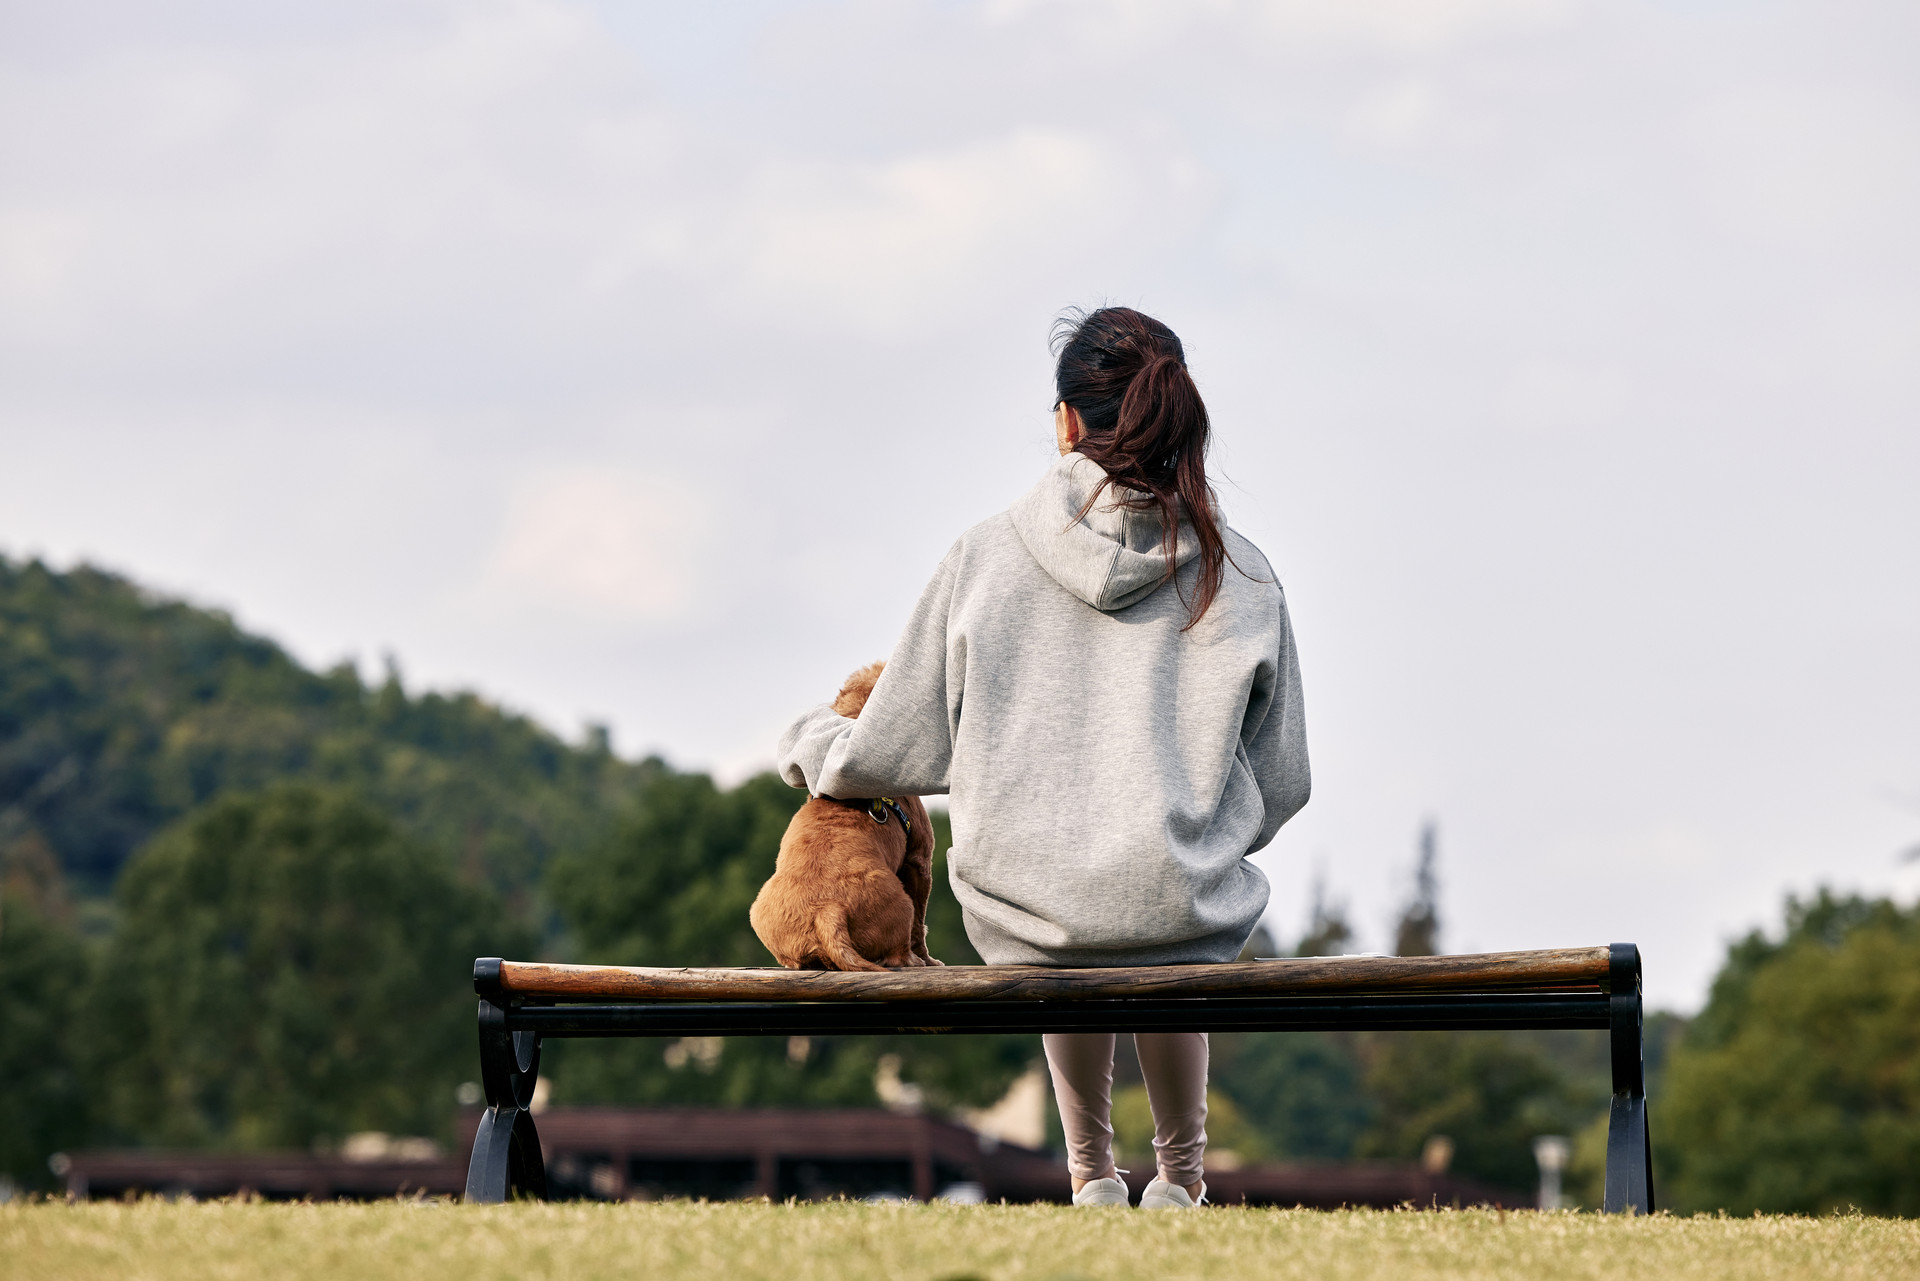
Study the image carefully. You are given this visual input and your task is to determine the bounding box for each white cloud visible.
[1495,359,1631,436]
[982,0,1572,52]
[1687,85,1920,250]
[1249,0,1574,51]
[0,208,85,308]
[475,467,709,625]
[740,129,1126,322]
[1348,80,1439,147]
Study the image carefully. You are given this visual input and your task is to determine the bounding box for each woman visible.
[777,306,1310,1208]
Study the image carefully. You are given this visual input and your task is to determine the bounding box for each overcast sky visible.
[4,0,1916,1008]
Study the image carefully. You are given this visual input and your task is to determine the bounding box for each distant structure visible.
[1533,1134,1571,1211]
[58,1106,1525,1207]
[1393,822,1441,957]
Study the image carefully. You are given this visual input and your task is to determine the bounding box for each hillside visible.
[0,555,651,901]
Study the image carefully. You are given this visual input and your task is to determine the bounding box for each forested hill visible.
[0,555,654,898]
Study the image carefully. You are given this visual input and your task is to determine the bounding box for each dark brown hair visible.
[1052,306,1224,628]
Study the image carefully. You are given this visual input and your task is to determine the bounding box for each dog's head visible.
[831,661,885,718]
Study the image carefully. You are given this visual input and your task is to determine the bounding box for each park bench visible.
[464,944,1653,1212]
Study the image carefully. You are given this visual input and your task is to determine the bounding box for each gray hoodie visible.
[777,452,1310,966]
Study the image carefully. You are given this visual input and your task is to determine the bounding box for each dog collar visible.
[818,794,911,836]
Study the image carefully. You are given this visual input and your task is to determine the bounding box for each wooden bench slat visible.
[494,946,1613,1003]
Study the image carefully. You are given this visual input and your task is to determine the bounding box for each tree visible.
[1657,890,1920,1215]
[546,770,803,970]
[1393,823,1440,957]
[1210,1032,1374,1161]
[1354,1030,1583,1192]
[1295,869,1355,958]
[0,890,91,1188]
[542,771,1033,1113]
[81,783,530,1149]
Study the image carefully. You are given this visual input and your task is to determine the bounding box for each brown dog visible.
[749,662,941,971]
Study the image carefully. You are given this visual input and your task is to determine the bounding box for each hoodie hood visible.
[1009,452,1211,612]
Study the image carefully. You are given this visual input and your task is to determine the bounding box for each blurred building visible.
[529,1107,1059,1203]
[59,1107,1523,1207]
[56,1147,467,1202]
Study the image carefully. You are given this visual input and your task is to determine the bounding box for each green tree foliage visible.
[81,784,531,1149]
[547,771,803,969]
[1209,1033,1375,1162]
[1214,1025,1591,1192]
[0,556,645,898]
[0,892,92,1188]
[1292,875,1354,959]
[1658,890,1920,1215]
[1353,1030,1586,1192]
[542,776,1034,1114]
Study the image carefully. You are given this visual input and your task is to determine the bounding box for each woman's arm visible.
[777,547,962,799]
[1242,584,1311,852]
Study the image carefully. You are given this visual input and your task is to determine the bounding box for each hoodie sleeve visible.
[1242,584,1311,853]
[777,546,962,798]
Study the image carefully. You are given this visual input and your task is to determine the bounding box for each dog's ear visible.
[831,661,886,718]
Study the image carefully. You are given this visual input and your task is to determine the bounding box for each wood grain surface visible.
[495,947,1614,1002]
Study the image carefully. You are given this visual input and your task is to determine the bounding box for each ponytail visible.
[1051,307,1227,629]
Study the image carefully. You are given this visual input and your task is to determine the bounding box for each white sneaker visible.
[1072,1176,1131,1207]
[1139,1178,1206,1209]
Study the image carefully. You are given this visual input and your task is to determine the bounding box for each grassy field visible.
[4,1200,1916,1281]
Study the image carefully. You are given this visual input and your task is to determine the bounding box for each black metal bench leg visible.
[464,980,548,1203]
[1603,943,1654,1214]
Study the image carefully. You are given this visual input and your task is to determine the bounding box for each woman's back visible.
[779,305,1307,967]
[777,448,1308,966]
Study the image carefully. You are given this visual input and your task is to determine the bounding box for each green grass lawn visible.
[4,1200,1915,1281]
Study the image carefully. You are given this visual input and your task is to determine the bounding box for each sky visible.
[2,0,1916,1010]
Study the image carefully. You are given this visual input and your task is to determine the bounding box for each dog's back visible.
[751,795,925,970]
[749,662,939,971]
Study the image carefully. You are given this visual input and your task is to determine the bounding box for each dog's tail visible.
[813,903,887,972]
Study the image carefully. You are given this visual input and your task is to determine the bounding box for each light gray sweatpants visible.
[1043,1031,1208,1186]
